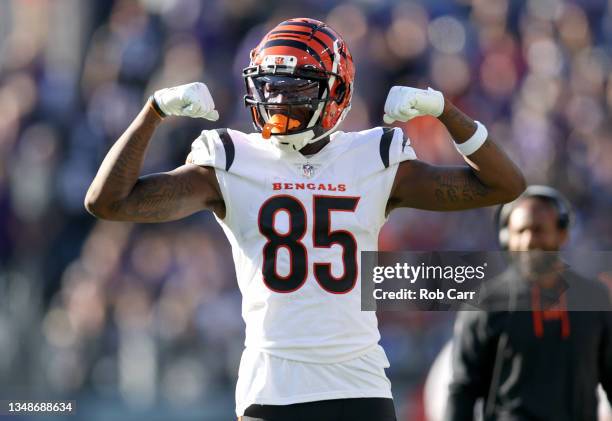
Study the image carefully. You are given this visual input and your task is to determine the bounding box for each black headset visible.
[495,185,572,249]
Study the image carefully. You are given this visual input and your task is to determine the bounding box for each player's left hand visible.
[383,86,444,124]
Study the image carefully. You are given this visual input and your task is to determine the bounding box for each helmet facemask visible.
[244,65,344,151]
[247,74,324,131]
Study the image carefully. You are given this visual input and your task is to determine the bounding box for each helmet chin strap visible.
[270,104,351,152]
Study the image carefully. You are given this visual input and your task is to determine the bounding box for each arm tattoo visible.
[106,129,150,195]
[88,103,223,222]
[110,173,196,222]
[433,172,489,204]
[86,104,172,220]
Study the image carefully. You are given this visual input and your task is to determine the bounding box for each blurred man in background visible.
[446,186,612,421]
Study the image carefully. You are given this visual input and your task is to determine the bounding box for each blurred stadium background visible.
[0,0,611,419]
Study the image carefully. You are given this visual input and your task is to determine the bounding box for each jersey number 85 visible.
[258,195,360,294]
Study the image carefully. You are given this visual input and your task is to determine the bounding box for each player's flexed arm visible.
[84,82,225,222]
[384,87,526,212]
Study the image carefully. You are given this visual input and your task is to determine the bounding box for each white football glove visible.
[153,82,219,121]
[383,86,444,124]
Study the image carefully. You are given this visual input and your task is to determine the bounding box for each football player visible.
[85,18,525,421]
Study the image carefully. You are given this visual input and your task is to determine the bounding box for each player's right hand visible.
[153,82,219,121]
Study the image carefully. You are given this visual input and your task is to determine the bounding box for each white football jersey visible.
[190,127,416,414]
[190,127,416,363]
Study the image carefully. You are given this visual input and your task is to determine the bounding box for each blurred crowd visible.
[0,0,611,419]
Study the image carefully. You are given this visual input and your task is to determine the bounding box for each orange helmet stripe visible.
[277,20,338,43]
[261,39,326,70]
[269,30,335,60]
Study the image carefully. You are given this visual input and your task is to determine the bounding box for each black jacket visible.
[445,269,612,421]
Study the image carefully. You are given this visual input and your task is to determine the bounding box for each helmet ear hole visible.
[334,82,346,104]
[322,102,338,129]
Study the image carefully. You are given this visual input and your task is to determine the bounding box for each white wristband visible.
[454,121,488,156]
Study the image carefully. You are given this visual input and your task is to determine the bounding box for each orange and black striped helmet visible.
[243,18,355,150]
